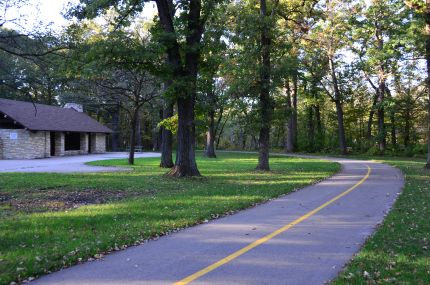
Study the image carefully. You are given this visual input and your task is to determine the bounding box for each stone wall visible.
[92,133,106,153]
[0,129,107,159]
[44,132,50,157]
[80,133,89,153]
[0,129,50,159]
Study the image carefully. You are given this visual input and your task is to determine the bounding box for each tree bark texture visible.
[328,57,347,155]
[285,79,295,153]
[256,0,272,171]
[376,22,386,153]
[292,73,298,150]
[128,108,139,165]
[205,110,217,157]
[315,104,323,151]
[155,0,203,176]
[169,96,200,177]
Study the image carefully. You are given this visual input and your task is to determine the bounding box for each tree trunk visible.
[315,104,323,151]
[292,72,298,150]
[156,0,203,176]
[307,106,315,151]
[285,80,294,153]
[128,108,138,165]
[329,57,347,155]
[256,0,272,171]
[205,110,217,158]
[375,22,386,153]
[377,83,386,153]
[111,101,121,151]
[335,100,347,154]
[168,96,200,177]
[160,100,174,168]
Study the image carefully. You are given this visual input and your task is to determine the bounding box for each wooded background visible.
[1,0,429,174]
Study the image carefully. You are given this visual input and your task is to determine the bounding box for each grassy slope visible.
[333,156,430,285]
[0,153,339,285]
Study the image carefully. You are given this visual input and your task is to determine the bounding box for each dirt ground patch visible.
[0,189,143,214]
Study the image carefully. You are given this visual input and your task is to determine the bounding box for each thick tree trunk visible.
[205,110,216,158]
[425,1,430,168]
[377,84,386,153]
[128,109,138,165]
[315,104,323,151]
[256,0,272,171]
[168,96,200,177]
[292,73,298,150]
[335,100,347,154]
[160,100,174,168]
[285,80,294,153]
[375,22,386,153]
[156,0,203,176]
[329,57,347,155]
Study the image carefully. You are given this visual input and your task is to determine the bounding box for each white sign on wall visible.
[9,132,18,140]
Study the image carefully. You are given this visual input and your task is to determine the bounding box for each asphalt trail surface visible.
[32,155,404,285]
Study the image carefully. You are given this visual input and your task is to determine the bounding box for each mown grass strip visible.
[332,156,430,285]
[0,152,339,285]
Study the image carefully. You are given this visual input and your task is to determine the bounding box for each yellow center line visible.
[173,165,372,285]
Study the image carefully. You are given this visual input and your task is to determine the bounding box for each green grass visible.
[0,152,339,285]
[333,156,430,285]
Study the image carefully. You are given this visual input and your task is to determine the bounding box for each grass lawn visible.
[0,152,339,285]
[332,156,430,285]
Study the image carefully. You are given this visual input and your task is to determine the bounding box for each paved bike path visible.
[32,156,404,285]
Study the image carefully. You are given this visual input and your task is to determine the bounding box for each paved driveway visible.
[31,155,404,285]
[0,152,161,173]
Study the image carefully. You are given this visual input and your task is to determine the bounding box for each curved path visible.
[0,152,161,173]
[32,155,404,285]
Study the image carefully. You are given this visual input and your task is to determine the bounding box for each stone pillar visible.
[92,133,106,153]
[55,132,65,156]
[80,133,89,154]
[44,131,50,157]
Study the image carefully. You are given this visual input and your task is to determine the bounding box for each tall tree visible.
[306,0,351,154]
[405,0,430,167]
[256,0,273,170]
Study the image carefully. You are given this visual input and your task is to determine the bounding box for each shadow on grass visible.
[0,152,339,284]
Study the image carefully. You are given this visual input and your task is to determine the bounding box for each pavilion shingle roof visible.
[0,98,112,133]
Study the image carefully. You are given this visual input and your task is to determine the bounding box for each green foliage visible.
[158,114,179,134]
